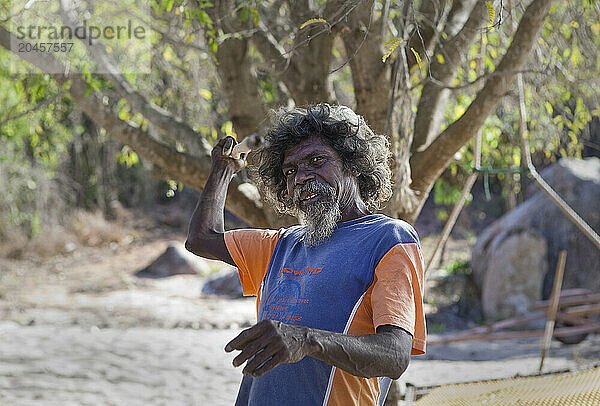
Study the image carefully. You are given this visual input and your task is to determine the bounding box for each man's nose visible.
[295,165,314,185]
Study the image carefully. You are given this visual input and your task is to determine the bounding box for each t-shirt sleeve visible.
[223,228,285,296]
[371,242,427,355]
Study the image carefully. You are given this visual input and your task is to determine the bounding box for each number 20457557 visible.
[18,42,74,53]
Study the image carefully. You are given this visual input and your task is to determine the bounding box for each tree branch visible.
[405,0,477,70]
[271,0,336,105]
[251,0,367,106]
[405,0,449,69]
[409,0,553,219]
[204,0,295,227]
[0,25,270,227]
[57,0,212,157]
[252,21,293,73]
[411,0,485,153]
[205,0,268,138]
[0,91,63,127]
[412,66,551,91]
[330,0,374,74]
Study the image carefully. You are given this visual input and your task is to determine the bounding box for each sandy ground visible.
[1,236,598,405]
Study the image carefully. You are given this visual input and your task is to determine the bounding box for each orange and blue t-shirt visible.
[224,214,426,406]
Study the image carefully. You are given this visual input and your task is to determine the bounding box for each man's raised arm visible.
[185,137,246,266]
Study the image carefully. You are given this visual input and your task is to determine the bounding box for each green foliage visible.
[259,76,276,105]
[165,180,182,198]
[0,57,71,173]
[117,146,140,168]
[410,47,422,67]
[427,321,446,334]
[432,0,599,209]
[486,1,495,27]
[532,0,599,153]
[434,178,470,206]
[1,0,597,236]
[0,145,55,239]
[444,260,470,276]
[240,6,260,27]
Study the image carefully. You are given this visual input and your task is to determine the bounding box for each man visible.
[186,104,426,405]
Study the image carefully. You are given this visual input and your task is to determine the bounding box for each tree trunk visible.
[339,0,390,134]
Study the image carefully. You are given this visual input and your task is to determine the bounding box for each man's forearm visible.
[226,319,411,379]
[186,137,245,263]
[188,164,235,235]
[305,326,411,380]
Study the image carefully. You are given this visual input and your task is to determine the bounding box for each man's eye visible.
[311,156,323,163]
[284,168,296,176]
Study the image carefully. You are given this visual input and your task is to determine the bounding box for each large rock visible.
[472,158,600,320]
[135,242,211,278]
[202,268,243,298]
[480,231,547,319]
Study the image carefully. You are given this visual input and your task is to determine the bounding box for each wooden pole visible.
[539,250,567,373]
[425,172,478,274]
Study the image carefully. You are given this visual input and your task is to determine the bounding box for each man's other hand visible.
[225,319,312,377]
[212,136,246,173]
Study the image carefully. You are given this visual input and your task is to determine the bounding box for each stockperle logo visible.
[6,0,151,74]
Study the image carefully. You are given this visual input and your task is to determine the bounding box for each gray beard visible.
[300,200,341,247]
[294,182,341,247]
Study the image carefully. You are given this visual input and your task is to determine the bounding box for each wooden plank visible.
[553,288,593,297]
[534,292,600,310]
[481,313,546,331]
[553,324,600,337]
[563,303,600,317]
[429,324,600,345]
[434,312,547,342]
[556,313,595,326]
[539,250,567,372]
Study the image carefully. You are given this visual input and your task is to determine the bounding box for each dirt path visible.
[2,320,598,405]
[0,323,241,406]
[1,236,598,405]
[0,237,254,405]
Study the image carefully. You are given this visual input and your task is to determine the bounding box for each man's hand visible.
[212,136,246,174]
[225,319,312,377]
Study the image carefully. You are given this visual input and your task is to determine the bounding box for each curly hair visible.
[253,104,392,214]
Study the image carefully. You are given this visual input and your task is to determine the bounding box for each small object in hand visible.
[222,133,266,159]
[222,136,235,157]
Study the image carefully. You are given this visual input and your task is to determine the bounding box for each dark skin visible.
[281,137,369,222]
[186,136,413,380]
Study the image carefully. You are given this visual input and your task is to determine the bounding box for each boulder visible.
[472,158,600,320]
[202,268,243,298]
[135,242,210,278]
[480,231,547,319]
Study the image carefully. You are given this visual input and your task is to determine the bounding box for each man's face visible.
[281,137,358,246]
